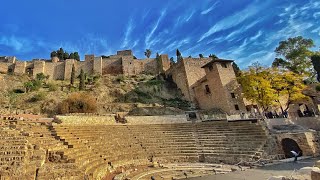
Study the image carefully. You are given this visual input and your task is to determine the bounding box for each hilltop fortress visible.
[0,50,246,115]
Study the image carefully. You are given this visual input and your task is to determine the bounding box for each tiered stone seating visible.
[52,120,268,179]
[195,121,267,163]
[0,128,28,179]
[53,125,150,179]
[127,123,199,163]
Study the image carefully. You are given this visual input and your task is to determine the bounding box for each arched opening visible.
[281,138,303,158]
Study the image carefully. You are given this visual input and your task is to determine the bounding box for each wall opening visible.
[281,138,303,158]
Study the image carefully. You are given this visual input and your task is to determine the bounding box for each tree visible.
[144,49,152,58]
[232,62,241,77]
[270,69,308,112]
[238,65,277,111]
[69,53,75,60]
[50,51,57,58]
[311,53,320,82]
[209,54,218,59]
[170,57,175,64]
[50,48,80,61]
[70,64,75,85]
[239,64,308,112]
[199,54,204,58]
[273,36,314,76]
[36,73,48,82]
[74,52,80,61]
[79,69,85,91]
[176,49,183,61]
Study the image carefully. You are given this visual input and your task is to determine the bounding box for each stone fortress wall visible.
[0,50,246,114]
[0,50,170,80]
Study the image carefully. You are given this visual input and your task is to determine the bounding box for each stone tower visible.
[193,59,246,114]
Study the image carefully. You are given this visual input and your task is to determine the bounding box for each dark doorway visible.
[281,138,303,158]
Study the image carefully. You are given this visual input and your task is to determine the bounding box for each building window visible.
[205,85,211,94]
[231,93,236,98]
[208,65,213,71]
[221,63,228,68]
[235,104,240,110]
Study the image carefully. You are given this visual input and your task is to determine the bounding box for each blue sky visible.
[0,0,319,68]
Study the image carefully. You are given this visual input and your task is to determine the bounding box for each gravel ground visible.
[188,157,320,180]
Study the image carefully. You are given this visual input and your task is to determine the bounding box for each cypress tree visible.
[79,69,85,91]
[70,64,75,85]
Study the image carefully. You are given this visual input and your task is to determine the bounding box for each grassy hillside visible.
[0,73,189,116]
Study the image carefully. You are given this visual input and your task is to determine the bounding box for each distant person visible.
[290,150,299,162]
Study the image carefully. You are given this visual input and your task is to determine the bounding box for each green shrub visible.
[29,92,46,102]
[145,79,164,87]
[116,75,125,83]
[24,80,42,92]
[47,83,58,91]
[316,85,320,91]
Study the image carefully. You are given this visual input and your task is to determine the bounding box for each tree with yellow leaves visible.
[239,63,308,112]
[238,63,277,112]
[270,68,308,113]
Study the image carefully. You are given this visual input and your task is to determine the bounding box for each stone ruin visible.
[0,114,320,179]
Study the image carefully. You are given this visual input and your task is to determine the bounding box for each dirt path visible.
[189,157,320,180]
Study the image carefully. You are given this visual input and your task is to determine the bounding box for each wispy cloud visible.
[201,1,219,15]
[0,35,33,52]
[249,30,263,41]
[198,1,268,42]
[145,8,167,48]
[121,18,134,48]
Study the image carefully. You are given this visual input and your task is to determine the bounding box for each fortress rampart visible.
[0,50,170,80]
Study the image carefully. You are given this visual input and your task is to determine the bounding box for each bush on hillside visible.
[58,93,97,114]
[41,99,58,117]
[28,92,46,102]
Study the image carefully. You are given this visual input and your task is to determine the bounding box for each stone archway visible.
[281,138,303,158]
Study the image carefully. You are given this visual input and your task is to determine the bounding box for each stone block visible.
[311,170,320,180]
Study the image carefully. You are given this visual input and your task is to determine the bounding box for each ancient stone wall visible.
[0,63,11,74]
[93,57,102,75]
[117,50,133,56]
[193,61,246,114]
[33,61,45,78]
[102,57,123,75]
[166,58,210,101]
[275,132,320,156]
[166,61,190,100]
[56,115,116,125]
[45,62,65,80]
[125,115,189,124]
[14,61,27,75]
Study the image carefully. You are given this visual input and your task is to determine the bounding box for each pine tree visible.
[79,69,85,91]
[176,49,183,61]
[70,64,75,85]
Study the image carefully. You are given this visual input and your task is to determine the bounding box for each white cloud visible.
[145,8,167,48]
[121,18,134,48]
[0,35,32,52]
[198,1,268,42]
[201,1,219,15]
[249,30,262,41]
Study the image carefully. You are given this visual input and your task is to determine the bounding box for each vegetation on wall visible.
[50,48,80,61]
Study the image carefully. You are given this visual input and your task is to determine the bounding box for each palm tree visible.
[144,49,152,58]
